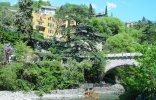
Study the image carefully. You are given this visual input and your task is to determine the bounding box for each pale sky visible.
[1,0,156,22]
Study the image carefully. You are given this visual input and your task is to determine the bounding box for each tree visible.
[142,16,146,22]
[56,4,89,26]
[48,23,105,82]
[88,4,95,18]
[102,16,125,35]
[0,8,14,28]
[15,0,33,39]
[88,16,126,43]
[0,2,10,7]
[134,19,156,44]
[105,6,108,16]
[32,0,51,11]
[105,32,141,53]
[140,21,156,44]
[115,43,156,100]
[88,17,112,40]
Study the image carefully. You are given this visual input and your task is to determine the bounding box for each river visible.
[0,84,124,100]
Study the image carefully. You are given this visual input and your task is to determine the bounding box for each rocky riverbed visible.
[0,84,125,100]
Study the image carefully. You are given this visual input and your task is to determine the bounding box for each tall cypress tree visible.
[15,0,33,39]
[142,16,146,22]
[89,4,95,18]
[105,5,108,16]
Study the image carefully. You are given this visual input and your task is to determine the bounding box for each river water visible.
[0,84,124,100]
[41,93,119,100]
[39,84,124,100]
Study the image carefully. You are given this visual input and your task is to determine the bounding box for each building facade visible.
[32,6,57,39]
[125,21,137,28]
[33,6,77,39]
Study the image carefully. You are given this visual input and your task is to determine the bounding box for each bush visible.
[0,59,89,92]
[0,43,4,62]
[0,62,23,90]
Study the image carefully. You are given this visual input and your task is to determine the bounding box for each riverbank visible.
[0,84,124,100]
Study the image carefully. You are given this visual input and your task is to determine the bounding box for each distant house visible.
[125,21,137,28]
[95,13,106,18]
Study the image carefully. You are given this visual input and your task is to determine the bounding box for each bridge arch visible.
[100,52,142,81]
[104,58,139,73]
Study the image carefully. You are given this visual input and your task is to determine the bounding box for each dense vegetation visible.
[0,1,156,99]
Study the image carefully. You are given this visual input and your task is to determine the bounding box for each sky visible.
[0,0,156,22]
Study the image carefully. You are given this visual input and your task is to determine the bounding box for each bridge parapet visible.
[106,52,142,58]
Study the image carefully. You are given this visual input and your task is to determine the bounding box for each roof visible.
[96,13,105,17]
[40,6,57,10]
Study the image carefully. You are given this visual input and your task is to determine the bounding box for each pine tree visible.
[105,6,108,16]
[15,0,33,39]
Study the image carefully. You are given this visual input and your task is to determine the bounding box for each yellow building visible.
[33,6,77,39]
[32,6,57,39]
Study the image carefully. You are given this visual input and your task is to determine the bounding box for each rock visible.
[0,91,39,100]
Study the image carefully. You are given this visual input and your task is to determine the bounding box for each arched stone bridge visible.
[104,52,143,73]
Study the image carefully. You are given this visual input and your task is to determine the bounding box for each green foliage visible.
[88,4,95,18]
[49,23,105,59]
[87,16,125,43]
[27,60,63,92]
[32,0,51,11]
[0,2,10,6]
[61,59,89,88]
[125,28,142,42]
[32,30,44,41]
[0,62,23,90]
[88,17,112,39]
[141,22,156,44]
[0,30,21,43]
[134,19,156,44]
[14,41,32,56]
[102,16,125,35]
[2,2,156,97]
[0,59,86,92]
[56,3,89,25]
[13,41,38,62]
[116,43,156,99]
[15,0,33,39]
[85,51,105,82]
[0,43,4,62]
[0,7,14,27]
[105,32,141,53]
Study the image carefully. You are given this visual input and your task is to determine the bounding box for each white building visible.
[39,6,56,14]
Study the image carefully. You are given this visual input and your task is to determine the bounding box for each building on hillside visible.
[96,13,106,18]
[57,17,77,33]
[32,6,58,39]
[33,6,77,39]
[125,21,137,28]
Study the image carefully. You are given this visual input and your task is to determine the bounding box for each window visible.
[48,23,54,28]
[38,22,43,26]
[48,17,51,20]
[48,30,53,34]
[48,17,54,21]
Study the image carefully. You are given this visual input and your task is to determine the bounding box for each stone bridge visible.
[104,52,143,73]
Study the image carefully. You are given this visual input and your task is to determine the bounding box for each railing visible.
[106,52,143,58]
